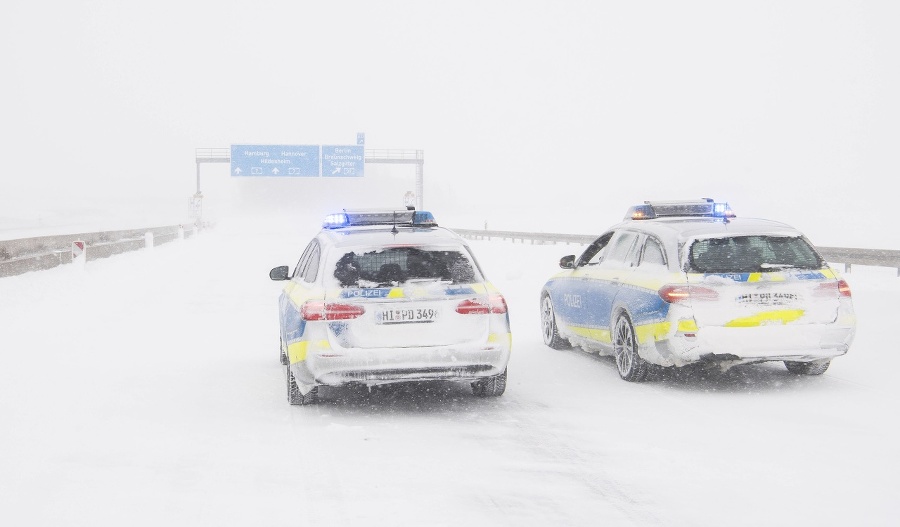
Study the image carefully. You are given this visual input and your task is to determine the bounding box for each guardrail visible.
[4,224,897,279]
[0,224,197,278]
[450,228,900,277]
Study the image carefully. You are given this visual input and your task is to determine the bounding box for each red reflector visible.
[301,301,366,321]
[658,284,719,303]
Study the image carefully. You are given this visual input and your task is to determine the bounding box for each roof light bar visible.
[323,213,351,229]
[412,211,437,226]
[322,209,439,229]
[625,199,735,221]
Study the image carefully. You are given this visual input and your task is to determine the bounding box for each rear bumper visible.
[292,337,511,387]
[316,364,499,385]
[646,324,855,367]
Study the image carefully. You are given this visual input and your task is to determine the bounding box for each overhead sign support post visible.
[194,148,230,226]
[364,150,425,210]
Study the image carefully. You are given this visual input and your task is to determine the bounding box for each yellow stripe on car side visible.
[287,341,308,363]
[567,320,670,346]
[634,321,672,344]
[488,333,513,348]
[677,319,699,332]
[288,339,331,364]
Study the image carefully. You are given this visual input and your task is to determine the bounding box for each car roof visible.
[611,216,806,244]
[318,225,470,249]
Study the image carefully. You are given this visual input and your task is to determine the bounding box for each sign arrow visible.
[233,167,242,175]
[272,167,280,175]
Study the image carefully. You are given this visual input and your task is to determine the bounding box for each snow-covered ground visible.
[1,215,897,526]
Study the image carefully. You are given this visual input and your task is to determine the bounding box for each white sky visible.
[1,219,897,525]
[2,1,899,248]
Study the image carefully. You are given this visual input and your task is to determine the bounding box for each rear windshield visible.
[688,235,824,273]
[331,246,482,287]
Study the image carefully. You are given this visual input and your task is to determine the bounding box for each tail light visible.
[658,284,719,304]
[456,294,508,315]
[838,279,852,298]
[814,279,852,299]
[301,301,366,321]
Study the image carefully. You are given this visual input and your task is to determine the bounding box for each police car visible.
[269,209,511,404]
[539,199,857,381]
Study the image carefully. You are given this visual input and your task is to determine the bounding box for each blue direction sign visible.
[322,145,365,177]
[230,145,320,177]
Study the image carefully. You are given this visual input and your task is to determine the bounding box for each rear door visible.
[281,240,325,347]
[684,235,842,327]
[562,230,641,341]
[323,244,496,349]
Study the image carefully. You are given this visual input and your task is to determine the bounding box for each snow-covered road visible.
[1,217,897,526]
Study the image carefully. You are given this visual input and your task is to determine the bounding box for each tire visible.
[613,313,649,382]
[472,368,507,397]
[784,360,830,375]
[541,293,570,350]
[286,364,318,405]
[279,337,289,366]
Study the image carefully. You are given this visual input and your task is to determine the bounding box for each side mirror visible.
[269,265,290,281]
[559,255,576,269]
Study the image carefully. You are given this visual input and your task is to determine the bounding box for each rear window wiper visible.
[759,263,801,270]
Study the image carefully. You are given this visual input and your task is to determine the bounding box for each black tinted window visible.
[333,247,479,287]
[689,235,823,273]
[302,244,320,283]
[292,241,315,278]
[577,232,614,266]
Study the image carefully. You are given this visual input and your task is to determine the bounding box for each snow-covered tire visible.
[541,293,570,350]
[472,369,507,397]
[784,360,830,375]
[613,313,649,382]
[286,365,318,405]
[279,337,289,366]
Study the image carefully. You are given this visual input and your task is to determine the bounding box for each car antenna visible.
[391,211,399,234]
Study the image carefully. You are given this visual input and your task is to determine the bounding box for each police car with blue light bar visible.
[540,198,856,381]
[269,208,511,404]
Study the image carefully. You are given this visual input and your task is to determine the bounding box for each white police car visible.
[540,199,857,381]
[270,209,511,404]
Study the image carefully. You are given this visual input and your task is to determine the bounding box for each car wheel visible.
[286,364,318,405]
[784,360,830,375]
[472,369,507,397]
[613,313,649,382]
[541,293,570,350]
[279,336,289,366]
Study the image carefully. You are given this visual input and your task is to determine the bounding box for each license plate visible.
[375,307,440,324]
[735,292,799,305]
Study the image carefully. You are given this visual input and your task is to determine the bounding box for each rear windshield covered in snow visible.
[688,235,824,274]
[332,246,483,287]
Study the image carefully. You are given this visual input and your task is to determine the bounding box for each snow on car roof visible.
[321,225,469,249]
[617,216,806,243]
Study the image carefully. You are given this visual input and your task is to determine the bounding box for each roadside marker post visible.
[72,241,86,270]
